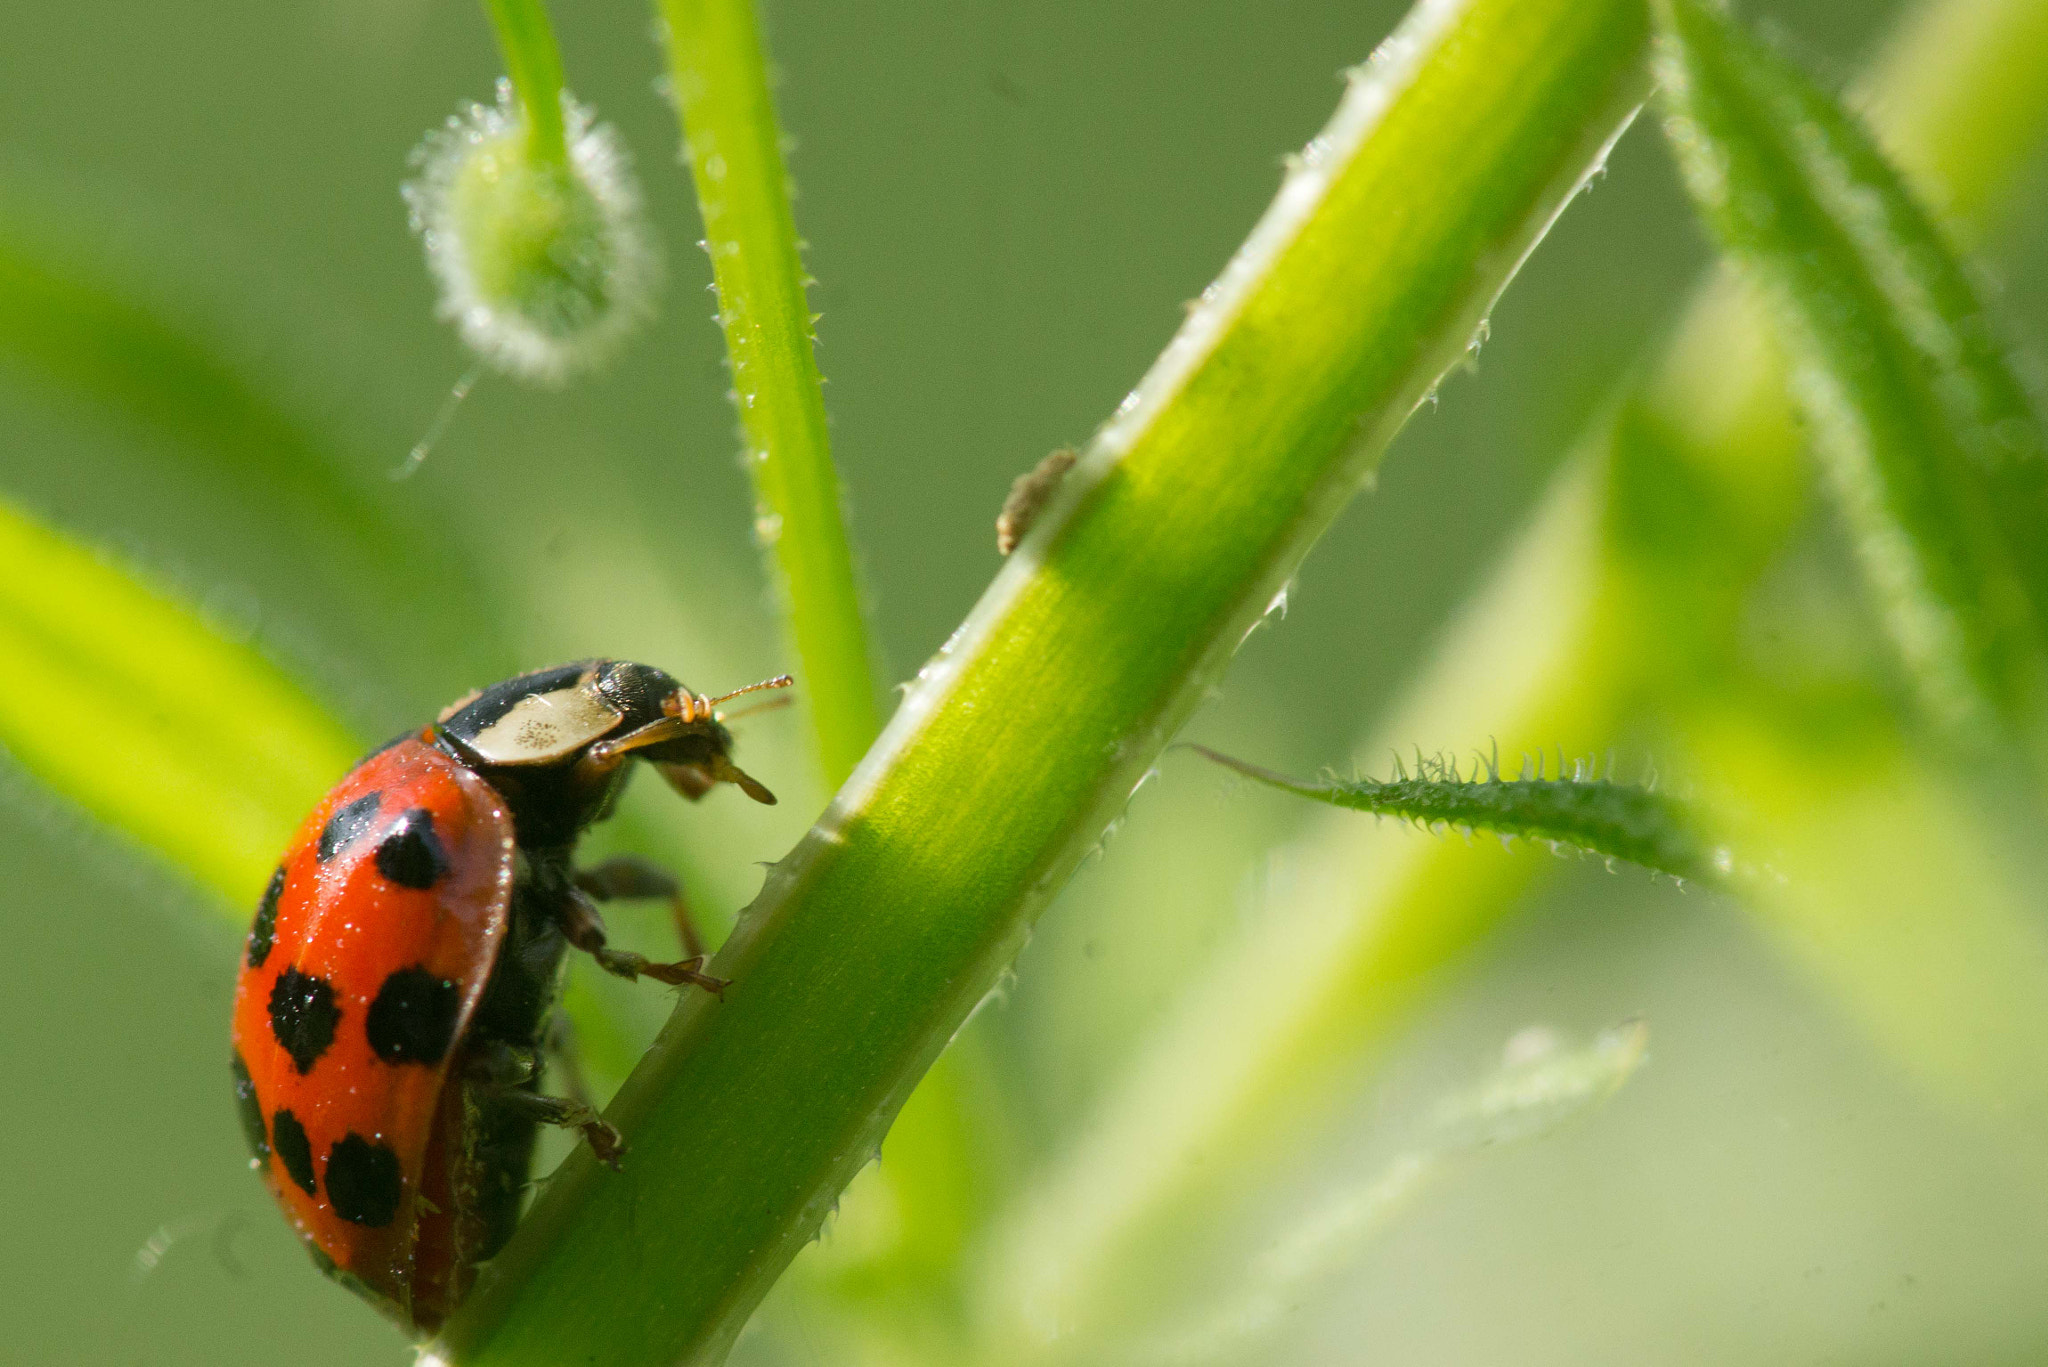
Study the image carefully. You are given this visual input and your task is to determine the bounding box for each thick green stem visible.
[655,0,881,787]
[435,1,1649,1362]
[481,0,569,167]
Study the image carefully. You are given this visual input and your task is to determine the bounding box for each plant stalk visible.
[436,1,1651,1361]
[655,0,882,788]
[481,0,569,167]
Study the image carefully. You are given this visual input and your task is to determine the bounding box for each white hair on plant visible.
[404,79,661,384]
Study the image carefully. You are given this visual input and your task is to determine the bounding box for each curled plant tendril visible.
[1192,744,1735,888]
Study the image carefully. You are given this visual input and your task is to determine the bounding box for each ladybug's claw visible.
[493,1089,627,1171]
[595,947,730,998]
[581,1120,628,1171]
[564,875,729,996]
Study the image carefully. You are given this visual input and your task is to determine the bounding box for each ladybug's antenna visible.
[707,674,794,714]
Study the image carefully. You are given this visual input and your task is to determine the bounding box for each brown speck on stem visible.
[997,447,1078,555]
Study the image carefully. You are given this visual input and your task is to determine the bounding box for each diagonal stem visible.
[436,0,1651,1361]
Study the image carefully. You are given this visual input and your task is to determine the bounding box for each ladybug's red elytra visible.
[230,660,788,1332]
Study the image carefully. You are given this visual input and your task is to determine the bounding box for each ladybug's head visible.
[433,660,787,838]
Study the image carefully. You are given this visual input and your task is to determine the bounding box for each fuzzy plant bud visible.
[404,80,659,383]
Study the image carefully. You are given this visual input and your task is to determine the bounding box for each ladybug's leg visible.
[464,1042,626,1169]
[493,1088,627,1171]
[558,884,730,997]
[574,854,709,964]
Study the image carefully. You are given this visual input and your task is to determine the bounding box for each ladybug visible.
[230,660,788,1331]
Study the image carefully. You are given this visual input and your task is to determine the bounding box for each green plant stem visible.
[975,0,2048,1346]
[436,1,1650,1362]
[980,452,1628,1351]
[654,0,881,788]
[482,0,569,166]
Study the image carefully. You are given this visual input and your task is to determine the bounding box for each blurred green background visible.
[4,0,2047,1363]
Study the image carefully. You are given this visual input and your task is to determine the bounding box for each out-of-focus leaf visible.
[0,495,361,909]
[1195,745,1730,887]
[0,217,404,553]
[0,209,513,726]
[1651,0,2048,764]
[1121,1022,1649,1367]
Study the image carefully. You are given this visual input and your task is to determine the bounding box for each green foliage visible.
[1123,1021,1649,1366]
[441,1,1651,1361]
[980,3,2048,1354]
[482,0,570,165]
[0,497,359,905]
[1652,0,2048,768]
[8,0,2048,1364]
[1194,746,1730,887]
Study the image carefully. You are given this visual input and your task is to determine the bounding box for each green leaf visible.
[1651,0,2048,764]
[0,207,514,719]
[1126,1022,1648,1366]
[0,216,421,568]
[1193,746,1730,887]
[0,496,361,909]
[436,0,1653,1361]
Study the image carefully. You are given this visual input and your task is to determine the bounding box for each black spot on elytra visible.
[245,864,286,969]
[374,808,448,890]
[366,966,462,1065]
[231,1052,268,1164]
[271,1109,317,1195]
[318,792,382,863]
[268,966,340,1074]
[325,1133,402,1228]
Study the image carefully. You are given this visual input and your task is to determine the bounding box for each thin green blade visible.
[0,497,360,910]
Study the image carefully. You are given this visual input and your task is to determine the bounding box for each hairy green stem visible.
[654,0,881,787]
[436,1,1650,1361]
[481,0,569,166]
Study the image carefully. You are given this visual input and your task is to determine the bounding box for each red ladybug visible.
[230,660,787,1331]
